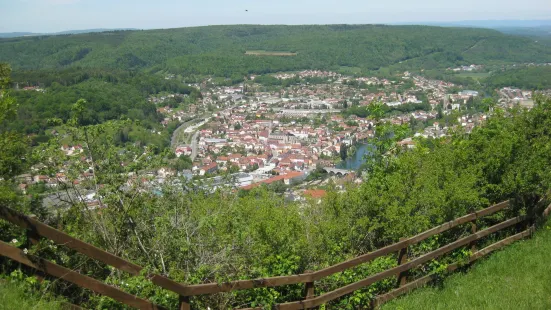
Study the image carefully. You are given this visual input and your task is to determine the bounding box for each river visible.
[336,143,371,170]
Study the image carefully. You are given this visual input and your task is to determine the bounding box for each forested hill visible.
[1,24,550,76]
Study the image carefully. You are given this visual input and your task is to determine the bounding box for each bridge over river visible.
[323,167,354,176]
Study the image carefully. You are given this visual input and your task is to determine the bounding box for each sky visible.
[2,0,551,33]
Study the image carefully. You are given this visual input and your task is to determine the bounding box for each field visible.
[382,219,551,310]
[245,50,297,56]
[456,72,491,80]
[339,66,362,74]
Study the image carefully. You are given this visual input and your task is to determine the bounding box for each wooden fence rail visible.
[0,241,165,310]
[0,207,191,296]
[0,200,545,310]
[371,227,534,307]
[183,201,511,296]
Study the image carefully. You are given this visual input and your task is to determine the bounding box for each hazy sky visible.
[2,0,551,32]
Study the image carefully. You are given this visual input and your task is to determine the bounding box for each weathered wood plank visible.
[275,215,524,310]
[0,201,511,298]
[469,221,477,253]
[0,241,164,310]
[309,201,509,282]
[373,228,532,307]
[183,201,509,295]
[396,238,408,288]
[184,274,312,295]
[0,207,143,275]
[179,295,191,310]
[0,206,191,297]
[543,203,551,218]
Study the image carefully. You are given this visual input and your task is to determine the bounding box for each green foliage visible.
[1,25,550,76]
[171,155,192,171]
[0,64,31,179]
[484,66,551,90]
[0,131,29,179]
[362,122,410,173]
[0,276,66,310]
[343,101,432,119]
[339,143,348,160]
[383,218,551,309]
[7,69,199,137]
[3,59,551,308]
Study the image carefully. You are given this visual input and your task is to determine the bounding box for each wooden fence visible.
[0,200,545,309]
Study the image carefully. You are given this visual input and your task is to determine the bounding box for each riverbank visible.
[337,143,371,170]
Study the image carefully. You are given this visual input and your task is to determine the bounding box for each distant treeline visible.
[1,25,550,77]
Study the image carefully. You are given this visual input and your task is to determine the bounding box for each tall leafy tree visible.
[0,64,29,180]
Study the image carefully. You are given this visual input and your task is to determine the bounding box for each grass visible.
[244,50,297,56]
[456,72,491,80]
[0,281,65,310]
[339,66,362,74]
[382,220,551,310]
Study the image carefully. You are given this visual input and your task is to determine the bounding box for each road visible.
[170,119,195,149]
[170,115,209,161]
[190,131,199,160]
[170,114,209,149]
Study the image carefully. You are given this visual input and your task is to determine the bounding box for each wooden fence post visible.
[396,238,408,287]
[179,295,191,310]
[469,221,477,253]
[26,215,45,283]
[304,270,315,309]
[370,298,380,309]
[26,215,41,246]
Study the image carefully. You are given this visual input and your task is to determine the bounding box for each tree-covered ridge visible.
[1,25,550,76]
[4,69,201,144]
[485,66,551,90]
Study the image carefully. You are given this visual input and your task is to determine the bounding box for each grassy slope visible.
[382,220,551,310]
[0,281,64,310]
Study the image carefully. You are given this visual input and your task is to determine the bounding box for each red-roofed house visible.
[199,163,218,176]
[241,171,304,190]
[303,189,327,199]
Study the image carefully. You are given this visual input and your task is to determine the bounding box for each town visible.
[17,69,549,209]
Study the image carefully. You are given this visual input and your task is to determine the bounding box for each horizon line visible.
[2,18,551,36]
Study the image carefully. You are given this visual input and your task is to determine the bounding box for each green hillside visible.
[7,69,200,132]
[485,66,551,90]
[1,25,550,76]
[382,218,551,310]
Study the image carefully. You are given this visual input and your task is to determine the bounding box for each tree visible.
[172,155,192,171]
[0,64,29,180]
[437,105,444,119]
[362,123,410,173]
[367,101,385,121]
[228,164,240,174]
[482,98,497,112]
[340,143,348,160]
